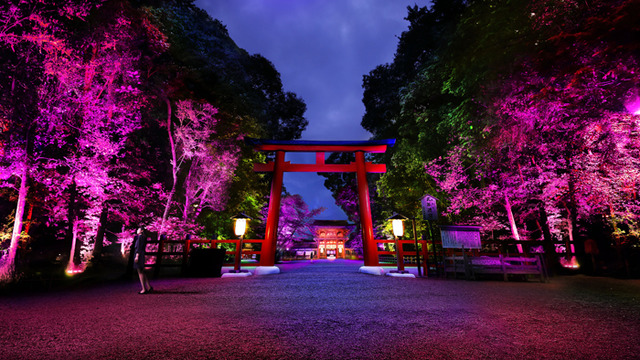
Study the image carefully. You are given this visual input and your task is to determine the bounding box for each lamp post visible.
[387,213,409,274]
[411,217,422,277]
[230,213,252,273]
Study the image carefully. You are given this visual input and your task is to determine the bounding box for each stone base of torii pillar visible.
[358,266,385,276]
[253,266,280,275]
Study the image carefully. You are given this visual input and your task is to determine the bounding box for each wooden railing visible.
[136,235,560,280]
[443,252,547,282]
[140,237,266,276]
[373,238,555,280]
[374,239,435,276]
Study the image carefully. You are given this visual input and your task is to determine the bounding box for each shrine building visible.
[313,220,355,259]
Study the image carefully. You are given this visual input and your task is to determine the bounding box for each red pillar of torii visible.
[247,138,395,267]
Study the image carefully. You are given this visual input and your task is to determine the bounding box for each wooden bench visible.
[469,254,547,282]
[445,253,547,282]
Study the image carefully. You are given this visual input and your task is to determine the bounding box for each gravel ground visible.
[1,259,639,360]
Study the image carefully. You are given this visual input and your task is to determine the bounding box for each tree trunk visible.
[92,203,109,262]
[182,160,195,225]
[504,193,523,253]
[537,205,555,275]
[160,98,176,234]
[562,202,576,260]
[23,202,33,236]
[66,216,81,273]
[0,165,28,281]
[66,178,80,265]
[567,164,579,258]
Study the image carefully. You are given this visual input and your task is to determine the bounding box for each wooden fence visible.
[374,237,572,280]
[130,234,571,279]
[443,252,547,282]
[136,237,262,276]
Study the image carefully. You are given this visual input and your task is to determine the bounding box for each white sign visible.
[439,225,482,249]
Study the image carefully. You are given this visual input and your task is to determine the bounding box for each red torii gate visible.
[248,138,395,268]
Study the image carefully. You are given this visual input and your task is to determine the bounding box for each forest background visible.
[1,0,639,282]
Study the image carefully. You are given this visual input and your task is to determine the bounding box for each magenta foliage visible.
[154,99,241,239]
[426,0,640,248]
[0,0,108,279]
[0,1,244,277]
[260,194,325,250]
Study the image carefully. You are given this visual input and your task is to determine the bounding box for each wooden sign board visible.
[439,225,481,249]
[421,195,438,221]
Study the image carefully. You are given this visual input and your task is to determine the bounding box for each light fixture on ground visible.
[229,212,252,273]
[387,213,410,274]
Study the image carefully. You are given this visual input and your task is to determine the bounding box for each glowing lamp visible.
[392,220,404,238]
[231,213,252,238]
[65,263,85,276]
[386,213,409,274]
[230,213,252,273]
[234,219,247,237]
[624,93,640,115]
[387,213,408,238]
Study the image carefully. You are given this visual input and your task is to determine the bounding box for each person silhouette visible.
[134,228,153,294]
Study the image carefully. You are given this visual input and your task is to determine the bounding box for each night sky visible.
[195,0,433,219]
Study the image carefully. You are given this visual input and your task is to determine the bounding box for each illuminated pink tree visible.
[259,194,325,251]
[424,0,640,263]
[492,0,638,257]
[41,6,146,273]
[0,0,102,280]
[154,99,241,239]
[426,146,520,249]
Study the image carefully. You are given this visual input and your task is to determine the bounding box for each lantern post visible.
[387,213,410,274]
[229,213,252,273]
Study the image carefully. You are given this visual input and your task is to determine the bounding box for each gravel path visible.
[2,259,639,359]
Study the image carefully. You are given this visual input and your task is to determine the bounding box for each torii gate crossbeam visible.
[248,138,395,267]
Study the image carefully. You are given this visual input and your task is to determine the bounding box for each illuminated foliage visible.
[0,0,105,280]
[258,193,324,252]
[153,99,240,239]
[0,0,307,281]
[361,0,640,268]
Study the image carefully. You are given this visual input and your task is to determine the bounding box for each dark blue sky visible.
[195,0,433,219]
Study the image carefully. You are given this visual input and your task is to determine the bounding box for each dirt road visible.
[2,259,639,359]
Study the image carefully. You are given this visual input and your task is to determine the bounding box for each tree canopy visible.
[0,0,309,280]
[352,0,640,272]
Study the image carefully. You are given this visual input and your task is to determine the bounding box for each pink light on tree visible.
[155,99,241,239]
[177,101,240,224]
[625,90,640,115]
[0,0,103,281]
[259,194,325,252]
[51,8,145,274]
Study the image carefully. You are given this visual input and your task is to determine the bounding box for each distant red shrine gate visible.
[248,138,395,267]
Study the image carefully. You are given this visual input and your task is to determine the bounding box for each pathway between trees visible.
[2,259,639,359]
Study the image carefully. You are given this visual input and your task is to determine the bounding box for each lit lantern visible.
[560,256,580,269]
[234,218,247,237]
[387,213,409,273]
[387,213,407,239]
[230,213,252,273]
[231,213,252,238]
[392,219,404,238]
[624,92,640,115]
